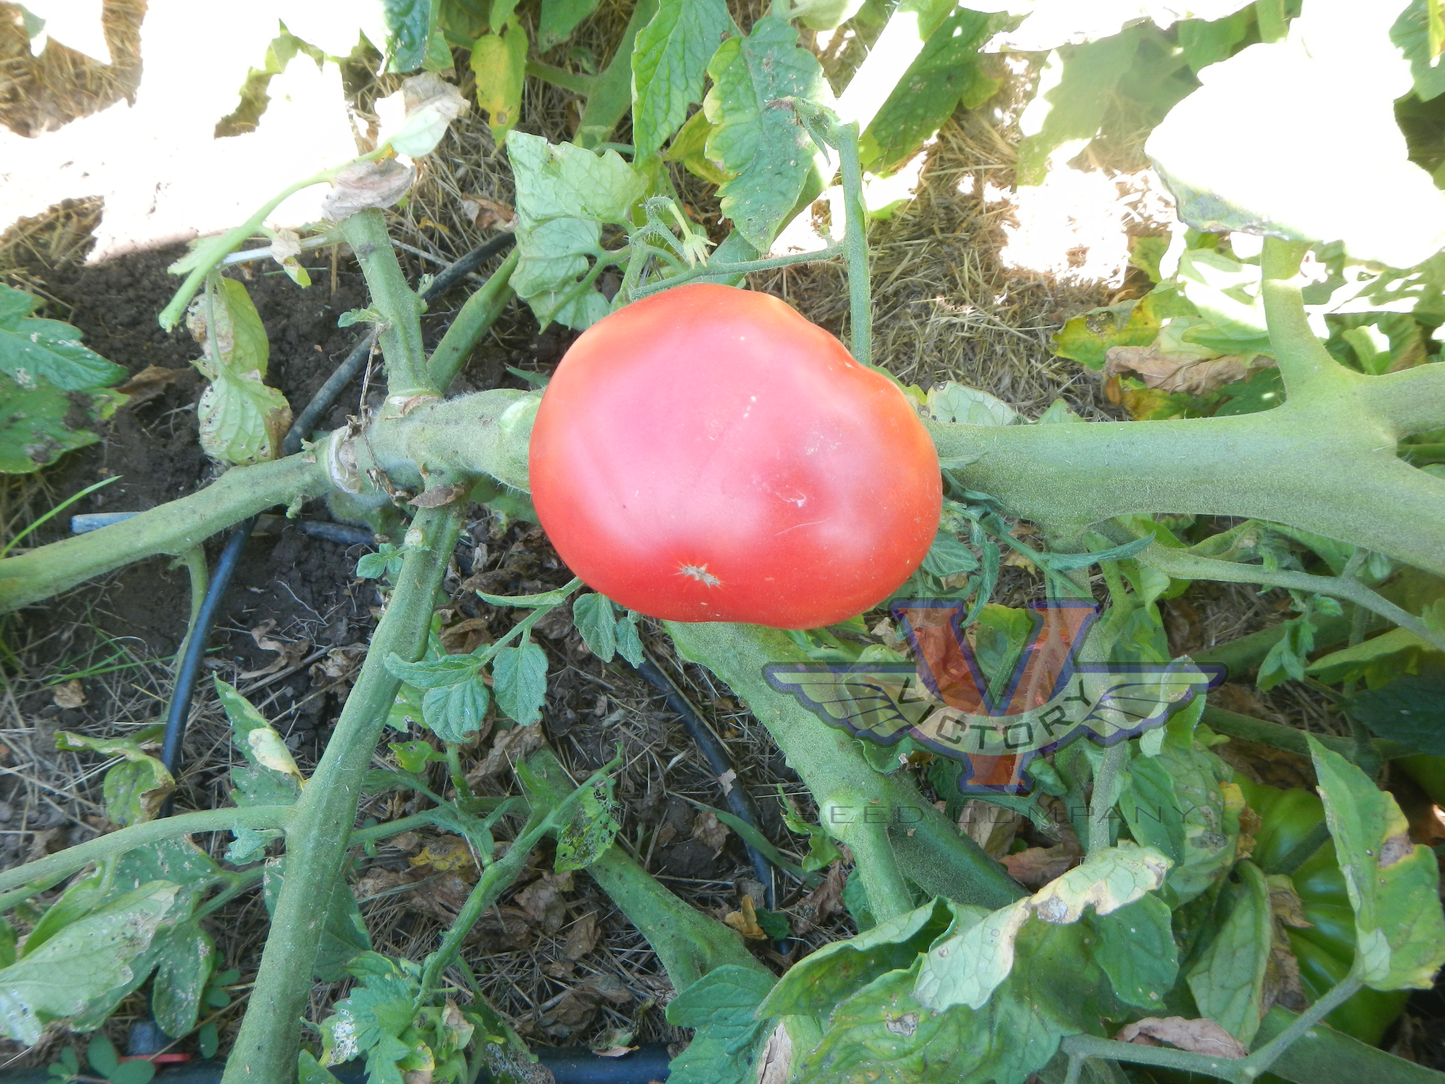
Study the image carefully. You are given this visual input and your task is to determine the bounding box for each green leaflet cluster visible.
[0,283,125,474]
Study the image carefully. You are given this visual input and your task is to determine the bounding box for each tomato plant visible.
[528,283,941,629]
[1236,777,1410,1045]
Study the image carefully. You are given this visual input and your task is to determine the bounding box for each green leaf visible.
[55,730,175,825]
[109,1061,156,1084]
[338,307,383,328]
[384,0,435,72]
[921,530,978,578]
[1015,28,1146,187]
[760,897,959,1018]
[150,921,215,1037]
[319,963,417,1077]
[1308,627,1442,688]
[913,842,1170,1012]
[0,372,110,474]
[1119,739,1238,906]
[555,776,621,872]
[1177,9,1252,73]
[794,921,1100,1084]
[702,16,832,251]
[470,21,528,141]
[230,765,302,807]
[390,739,439,774]
[507,133,647,329]
[1258,614,1316,691]
[1053,297,1165,371]
[662,108,728,185]
[1187,859,1272,1043]
[298,1050,342,1084]
[493,640,548,725]
[0,918,14,970]
[196,367,291,466]
[1393,0,1445,101]
[1308,735,1445,990]
[1150,10,1445,268]
[88,1035,119,1075]
[572,593,617,661]
[383,652,478,689]
[665,965,777,1084]
[1093,894,1177,1009]
[925,382,1020,426]
[198,1022,220,1060]
[631,0,730,159]
[420,677,491,742]
[859,9,998,175]
[213,677,305,787]
[615,610,644,667]
[539,0,599,46]
[1344,669,1445,752]
[0,291,125,389]
[0,882,177,1044]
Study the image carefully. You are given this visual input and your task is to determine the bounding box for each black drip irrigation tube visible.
[0,1044,674,1083]
[157,232,515,781]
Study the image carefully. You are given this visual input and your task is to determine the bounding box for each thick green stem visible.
[1259,238,1357,404]
[1137,543,1445,653]
[1201,705,1409,763]
[427,249,519,392]
[846,820,914,920]
[221,502,463,1084]
[835,120,872,368]
[0,805,292,904]
[0,452,327,613]
[1360,362,1445,439]
[341,209,432,398]
[930,409,1445,579]
[522,749,770,990]
[1086,743,1125,854]
[573,0,660,148]
[158,153,381,330]
[524,59,597,97]
[666,621,1023,910]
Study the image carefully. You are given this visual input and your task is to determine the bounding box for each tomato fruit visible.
[1235,777,1409,1045]
[528,283,941,629]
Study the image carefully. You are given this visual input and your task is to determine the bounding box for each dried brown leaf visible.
[957,800,1022,858]
[757,1020,793,1084]
[323,159,415,221]
[1105,345,1271,396]
[1000,839,1082,887]
[792,861,847,935]
[724,894,768,940]
[51,680,85,709]
[515,870,573,933]
[461,195,519,231]
[563,912,599,960]
[1116,1017,1248,1059]
[466,722,545,785]
[692,810,729,856]
[116,364,187,407]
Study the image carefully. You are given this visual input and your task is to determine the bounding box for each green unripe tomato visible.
[1236,777,1409,1045]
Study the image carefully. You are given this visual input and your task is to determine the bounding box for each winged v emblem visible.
[765,600,1223,795]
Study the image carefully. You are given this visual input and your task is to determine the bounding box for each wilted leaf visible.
[196,367,291,466]
[563,912,599,960]
[323,159,416,221]
[514,870,573,933]
[383,71,468,157]
[115,364,186,407]
[724,894,769,940]
[1116,1016,1248,1059]
[1105,345,1271,396]
[1000,839,1081,888]
[914,842,1170,1012]
[691,809,729,855]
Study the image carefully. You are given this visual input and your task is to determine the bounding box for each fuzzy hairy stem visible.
[221,502,463,1084]
[427,248,519,392]
[1259,238,1360,405]
[0,452,327,613]
[341,209,432,398]
[666,621,1023,911]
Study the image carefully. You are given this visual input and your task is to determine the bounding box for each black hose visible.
[634,658,777,911]
[157,233,516,787]
[0,1044,672,1083]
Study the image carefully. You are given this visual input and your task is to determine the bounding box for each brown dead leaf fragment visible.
[1380,831,1414,868]
[725,894,769,940]
[409,484,466,509]
[116,364,187,407]
[461,195,519,231]
[1001,839,1082,887]
[793,861,848,935]
[51,679,86,709]
[409,835,479,879]
[323,159,415,221]
[692,810,729,856]
[563,912,600,960]
[466,722,545,785]
[515,870,573,933]
[1117,1017,1248,1059]
[241,619,311,679]
[1105,345,1272,396]
[757,1020,793,1084]
[958,799,1022,858]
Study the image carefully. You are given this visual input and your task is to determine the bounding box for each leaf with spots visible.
[1308,735,1445,990]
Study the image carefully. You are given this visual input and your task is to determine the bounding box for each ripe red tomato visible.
[527,283,941,629]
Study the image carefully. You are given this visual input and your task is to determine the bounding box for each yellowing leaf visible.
[914,842,1170,1011]
[1105,345,1272,396]
[247,728,304,789]
[471,21,528,142]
